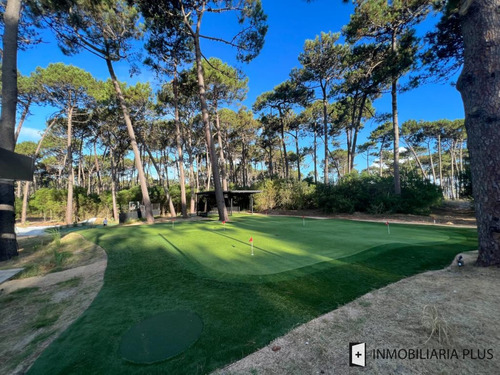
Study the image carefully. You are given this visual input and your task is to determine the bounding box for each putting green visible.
[28,215,477,375]
[119,311,203,364]
[153,215,465,277]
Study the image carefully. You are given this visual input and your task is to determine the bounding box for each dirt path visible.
[1,260,106,294]
[0,236,107,375]
[214,251,499,375]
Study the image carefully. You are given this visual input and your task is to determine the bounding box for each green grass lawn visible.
[28,214,477,374]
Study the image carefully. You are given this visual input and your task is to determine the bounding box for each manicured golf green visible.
[28,214,477,374]
[158,215,458,278]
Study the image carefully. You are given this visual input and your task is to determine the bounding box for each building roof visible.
[196,190,261,197]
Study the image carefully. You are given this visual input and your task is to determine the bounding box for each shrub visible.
[74,186,101,220]
[316,172,442,215]
[254,179,316,211]
[30,188,67,220]
[254,179,279,211]
[399,172,443,214]
[291,180,316,210]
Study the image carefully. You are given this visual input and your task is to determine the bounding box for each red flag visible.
[249,237,253,243]
[385,221,389,226]
[222,221,226,224]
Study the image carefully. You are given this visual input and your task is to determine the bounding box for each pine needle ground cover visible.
[28,215,477,374]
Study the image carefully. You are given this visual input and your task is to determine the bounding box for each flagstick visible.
[251,242,254,256]
[172,219,175,229]
[387,223,390,235]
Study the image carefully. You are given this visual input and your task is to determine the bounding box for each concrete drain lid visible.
[119,310,203,364]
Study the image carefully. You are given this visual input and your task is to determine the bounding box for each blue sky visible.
[17,0,464,174]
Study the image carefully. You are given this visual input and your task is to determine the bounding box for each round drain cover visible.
[119,310,203,364]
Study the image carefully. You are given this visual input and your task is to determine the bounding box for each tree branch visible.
[199,33,248,50]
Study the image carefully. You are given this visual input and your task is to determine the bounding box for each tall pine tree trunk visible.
[0,0,21,261]
[407,143,428,179]
[322,86,329,184]
[241,137,246,186]
[106,58,154,224]
[313,126,318,184]
[450,140,456,199]
[295,131,301,181]
[196,154,201,191]
[346,127,352,173]
[379,146,383,177]
[280,116,289,179]
[173,71,188,218]
[144,144,176,218]
[215,110,228,191]
[94,142,102,194]
[193,30,227,221]
[189,160,196,214]
[437,134,443,186]
[161,150,177,217]
[21,181,29,225]
[268,146,274,179]
[77,133,84,186]
[65,107,75,224]
[14,100,31,143]
[110,150,119,222]
[391,33,401,195]
[350,94,367,173]
[459,140,464,173]
[428,143,437,183]
[205,146,212,191]
[187,130,197,214]
[457,0,500,266]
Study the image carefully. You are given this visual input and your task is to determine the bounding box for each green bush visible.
[74,186,101,220]
[254,179,279,211]
[26,187,109,221]
[316,172,442,215]
[30,188,67,220]
[399,172,443,214]
[117,186,142,210]
[253,179,316,211]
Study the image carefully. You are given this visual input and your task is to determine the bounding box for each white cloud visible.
[18,127,42,143]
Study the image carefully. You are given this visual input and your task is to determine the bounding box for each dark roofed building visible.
[196,190,261,216]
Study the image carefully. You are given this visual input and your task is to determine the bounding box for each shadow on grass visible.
[28,219,477,375]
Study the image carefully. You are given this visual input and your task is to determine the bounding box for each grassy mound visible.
[0,231,104,279]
